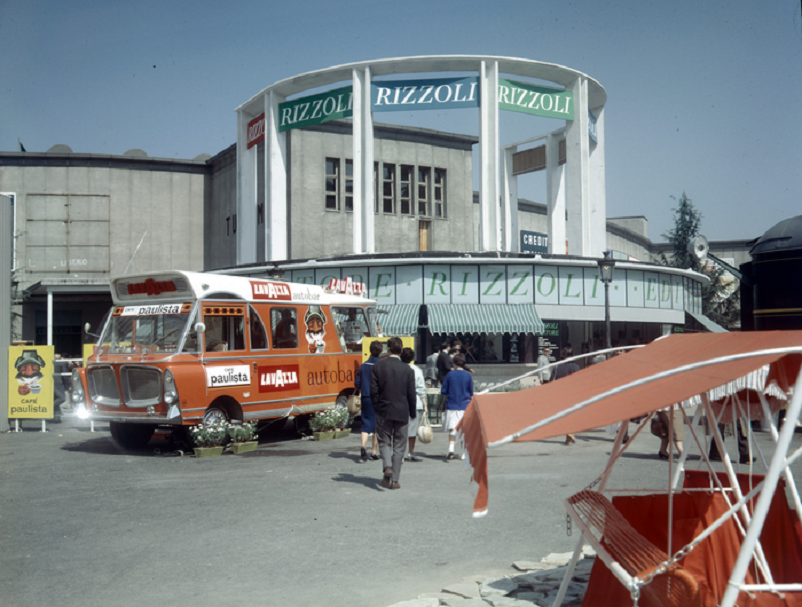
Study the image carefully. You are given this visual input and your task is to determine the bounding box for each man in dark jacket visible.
[436,341,453,384]
[370,336,416,490]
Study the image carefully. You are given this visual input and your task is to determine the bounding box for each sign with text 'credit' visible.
[372,77,479,112]
[278,86,353,132]
[498,78,573,120]
[520,230,549,254]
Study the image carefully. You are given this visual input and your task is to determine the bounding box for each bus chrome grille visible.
[121,366,162,408]
[87,366,121,407]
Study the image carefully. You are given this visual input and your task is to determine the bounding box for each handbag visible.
[346,392,362,415]
[650,414,668,439]
[417,411,433,444]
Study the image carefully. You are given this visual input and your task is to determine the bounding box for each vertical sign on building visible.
[247,113,265,149]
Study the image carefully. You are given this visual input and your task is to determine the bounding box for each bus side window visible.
[249,305,269,351]
[202,305,246,352]
[271,307,298,350]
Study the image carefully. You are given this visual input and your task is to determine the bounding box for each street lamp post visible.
[597,250,616,352]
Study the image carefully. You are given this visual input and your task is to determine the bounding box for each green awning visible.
[427,304,544,335]
[376,304,421,336]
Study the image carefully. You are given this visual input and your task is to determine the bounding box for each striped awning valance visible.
[376,304,421,336]
[427,304,544,335]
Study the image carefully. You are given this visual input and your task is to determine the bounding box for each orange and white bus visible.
[70,271,380,448]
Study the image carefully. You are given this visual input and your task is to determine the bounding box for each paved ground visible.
[1,414,800,607]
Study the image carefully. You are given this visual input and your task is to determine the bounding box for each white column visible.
[501,146,518,252]
[479,60,500,252]
[266,90,288,260]
[236,110,257,265]
[564,77,591,256]
[47,290,53,345]
[546,132,566,255]
[352,67,375,254]
[588,105,607,256]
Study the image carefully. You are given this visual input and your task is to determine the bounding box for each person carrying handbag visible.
[354,340,382,462]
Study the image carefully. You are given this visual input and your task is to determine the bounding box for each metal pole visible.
[604,281,611,350]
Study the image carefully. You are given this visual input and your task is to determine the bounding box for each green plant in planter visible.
[189,421,228,448]
[227,421,258,444]
[309,408,344,432]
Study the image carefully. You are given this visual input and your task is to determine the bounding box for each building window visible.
[382,163,395,214]
[233,213,237,234]
[345,160,353,212]
[325,158,340,210]
[434,168,446,217]
[226,216,230,236]
[417,167,430,216]
[257,203,264,224]
[400,165,413,214]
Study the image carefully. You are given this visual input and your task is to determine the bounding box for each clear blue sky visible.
[2,0,800,243]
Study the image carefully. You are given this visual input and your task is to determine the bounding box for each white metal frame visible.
[530,348,802,607]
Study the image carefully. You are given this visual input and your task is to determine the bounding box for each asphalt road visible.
[2,415,800,607]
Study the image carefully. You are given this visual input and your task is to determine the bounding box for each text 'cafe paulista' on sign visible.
[245,76,576,145]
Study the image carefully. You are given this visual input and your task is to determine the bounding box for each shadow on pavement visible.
[331,472,385,491]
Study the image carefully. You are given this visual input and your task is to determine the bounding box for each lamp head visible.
[597,249,616,283]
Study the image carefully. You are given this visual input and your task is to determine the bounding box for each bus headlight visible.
[163,369,179,407]
[71,370,85,404]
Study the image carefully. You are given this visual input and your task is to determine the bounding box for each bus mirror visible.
[194,322,206,334]
[84,322,92,333]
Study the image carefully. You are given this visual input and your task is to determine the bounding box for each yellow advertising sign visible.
[8,345,55,419]
[83,343,96,367]
[361,336,416,363]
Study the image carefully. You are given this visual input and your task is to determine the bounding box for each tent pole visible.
[704,398,774,586]
[671,404,700,489]
[720,366,802,607]
[552,423,628,607]
[756,391,802,527]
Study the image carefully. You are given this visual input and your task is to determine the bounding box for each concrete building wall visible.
[287,122,475,260]
[0,153,207,290]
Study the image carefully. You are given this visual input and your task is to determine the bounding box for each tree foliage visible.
[660,192,741,330]
[662,193,702,272]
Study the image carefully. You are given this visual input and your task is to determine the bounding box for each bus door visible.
[200,302,253,400]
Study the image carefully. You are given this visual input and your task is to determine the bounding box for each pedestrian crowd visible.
[353,337,475,489]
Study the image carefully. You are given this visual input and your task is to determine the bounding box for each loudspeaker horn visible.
[688,235,709,260]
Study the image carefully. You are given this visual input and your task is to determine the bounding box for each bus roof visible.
[110,271,375,307]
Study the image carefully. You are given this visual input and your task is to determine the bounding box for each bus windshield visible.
[98,303,196,355]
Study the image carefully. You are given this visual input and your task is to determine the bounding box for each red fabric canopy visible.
[461,331,802,516]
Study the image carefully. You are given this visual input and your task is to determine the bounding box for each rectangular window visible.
[271,307,299,350]
[400,165,413,215]
[345,160,353,212]
[202,305,246,352]
[325,158,339,210]
[382,163,395,214]
[257,203,264,224]
[434,168,446,218]
[417,167,430,216]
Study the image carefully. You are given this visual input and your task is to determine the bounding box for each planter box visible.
[313,431,335,441]
[334,428,351,439]
[230,441,258,454]
[194,446,224,458]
